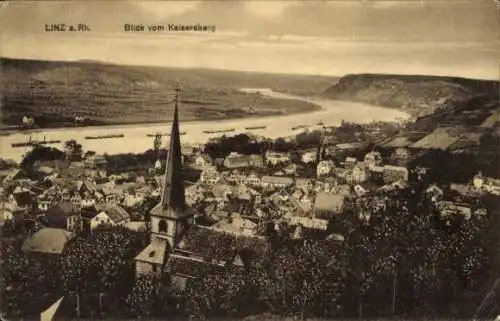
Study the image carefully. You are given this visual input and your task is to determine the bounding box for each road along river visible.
[0,88,410,162]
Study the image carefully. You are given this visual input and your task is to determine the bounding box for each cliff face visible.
[323,74,499,117]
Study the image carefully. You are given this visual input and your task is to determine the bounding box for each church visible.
[134,87,267,291]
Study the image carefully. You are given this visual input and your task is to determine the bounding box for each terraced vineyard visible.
[1,58,329,128]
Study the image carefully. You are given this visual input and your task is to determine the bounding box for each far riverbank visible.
[0,89,410,162]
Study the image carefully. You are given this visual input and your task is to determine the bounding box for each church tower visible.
[149,86,194,247]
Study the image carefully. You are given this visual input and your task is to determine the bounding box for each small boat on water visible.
[317,121,324,126]
[11,136,61,148]
[146,132,186,137]
[202,128,235,134]
[85,134,124,140]
[291,125,306,131]
[245,125,267,130]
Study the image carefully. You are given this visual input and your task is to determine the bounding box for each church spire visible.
[160,85,186,211]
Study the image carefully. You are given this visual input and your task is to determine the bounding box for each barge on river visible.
[146,132,186,137]
[202,128,236,134]
[245,125,267,130]
[11,136,61,148]
[85,134,124,140]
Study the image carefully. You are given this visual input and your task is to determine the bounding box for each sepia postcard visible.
[0,1,499,320]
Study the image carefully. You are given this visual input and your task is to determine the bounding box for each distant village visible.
[1,89,499,320]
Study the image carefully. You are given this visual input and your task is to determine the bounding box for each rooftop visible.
[21,228,75,255]
[134,237,168,265]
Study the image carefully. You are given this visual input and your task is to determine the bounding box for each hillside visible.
[0,58,333,129]
[364,74,500,178]
[323,73,499,117]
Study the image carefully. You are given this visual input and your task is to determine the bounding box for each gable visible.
[93,211,111,222]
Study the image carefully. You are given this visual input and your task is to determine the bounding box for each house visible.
[226,170,247,185]
[181,144,195,156]
[210,184,233,203]
[364,151,382,168]
[368,165,384,182]
[283,163,297,175]
[245,172,262,186]
[45,202,81,232]
[353,185,367,197]
[248,155,265,168]
[135,185,153,200]
[425,185,444,202]
[193,154,213,170]
[439,202,472,220]
[37,192,58,212]
[200,165,220,185]
[473,173,484,189]
[391,147,412,165]
[125,221,147,232]
[91,204,131,230]
[265,151,290,166]
[80,205,100,231]
[347,166,368,184]
[335,142,365,152]
[412,166,431,182]
[232,184,260,201]
[314,192,345,216]
[317,160,335,178]
[261,176,294,189]
[212,213,258,236]
[84,154,108,168]
[0,205,14,224]
[37,166,55,177]
[81,192,97,208]
[295,193,314,213]
[85,168,107,179]
[301,152,317,164]
[378,179,409,192]
[21,228,76,256]
[383,165,409,184]
[291,188,305,200]
[69,191,83,209]
[7,191,34,214]
[473,173,500,195]
[289,216,328,231]
[185,184,204,206]
[122,192,144,208]
[344,157,358,169]
[295,178,314,191]
[450,183,474,197]
[96,182,118,204]
[223,152,251,169]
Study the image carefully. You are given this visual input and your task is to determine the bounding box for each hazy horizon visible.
[1,1,498,80]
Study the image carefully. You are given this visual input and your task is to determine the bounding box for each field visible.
[0,58,336,129]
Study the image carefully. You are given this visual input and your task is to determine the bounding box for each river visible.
[0,89,410,162]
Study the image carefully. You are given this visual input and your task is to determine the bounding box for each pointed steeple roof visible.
[162,85,186,209]
[151,85,190,218]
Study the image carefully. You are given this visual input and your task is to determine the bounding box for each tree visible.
[64,139,83,161]
[60,227,146,316]
[254,241,345,319]
[337,187,499,318]
[20,146,65,169]
[0,241,62,318]
[124,275,156,318]
[184,266,254,318]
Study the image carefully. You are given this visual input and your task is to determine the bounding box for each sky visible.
[0,1,498,79]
